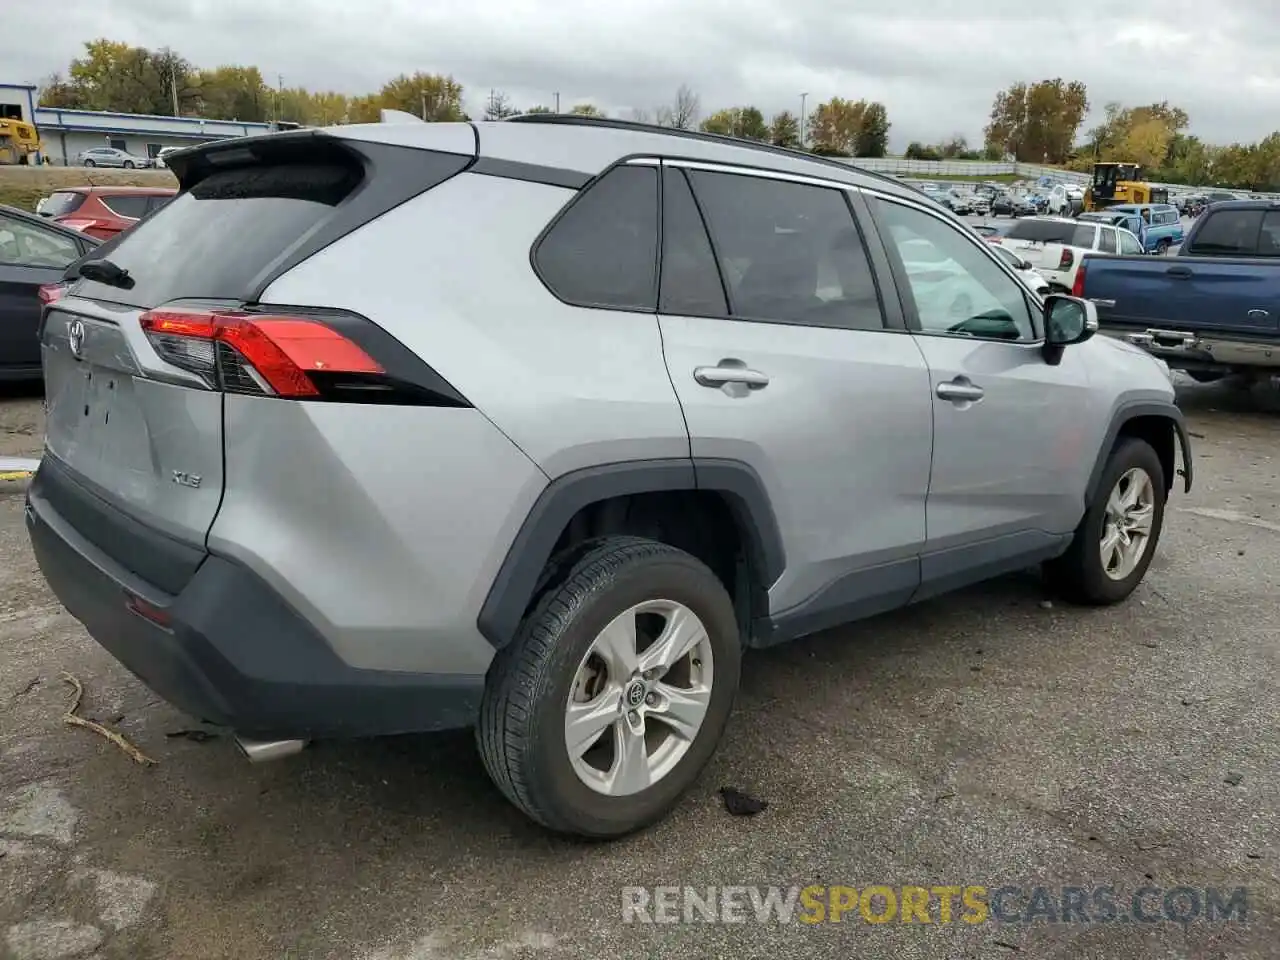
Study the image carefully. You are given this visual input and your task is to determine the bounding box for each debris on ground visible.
[719,787,768,816]
[60,673,157,766]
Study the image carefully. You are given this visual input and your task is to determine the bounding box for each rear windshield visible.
[42,191,86,218]
[1188,209,1271,256]
[1005,220,1097,247]
[75,163,360,307]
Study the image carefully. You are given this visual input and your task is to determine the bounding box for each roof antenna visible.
[379,109,424,125]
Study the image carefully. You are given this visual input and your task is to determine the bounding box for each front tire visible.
[478,536,741,838]
[123,160,135,169]
[83,159,95,167]
[1044,437,1166,604]
[1156,239,1171,256]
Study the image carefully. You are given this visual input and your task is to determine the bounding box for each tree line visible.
[36,40,1280,189]
[36,39,892,157]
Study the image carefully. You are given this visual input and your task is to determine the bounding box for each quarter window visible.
[535,164,659,311]
[101,196,152,220]
[876,198,1036,342]
[685,170,883,329]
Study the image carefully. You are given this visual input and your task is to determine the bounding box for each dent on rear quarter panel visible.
[260,173,691,479]
[207,396,547,676]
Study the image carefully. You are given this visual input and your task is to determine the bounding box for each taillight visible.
[57,219,97,233]
[1058,248,1074,271]
[140,308,383,398]
[1071,260,1086,298]
[38,283,65,305]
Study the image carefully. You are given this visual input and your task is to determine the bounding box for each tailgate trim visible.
[33,454,206,596]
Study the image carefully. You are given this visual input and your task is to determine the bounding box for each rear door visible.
[656,161,934,633]
[0,212,82,372]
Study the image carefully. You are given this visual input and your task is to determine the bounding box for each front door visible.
[655,162,934,639]
[0,213,82,371]
[865,195,1096,599]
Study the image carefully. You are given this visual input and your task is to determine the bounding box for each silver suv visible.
[27,116,1192,838]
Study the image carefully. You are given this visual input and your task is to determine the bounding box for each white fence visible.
[839,157,1091,184]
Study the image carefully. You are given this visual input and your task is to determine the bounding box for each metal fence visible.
[838,157,1092,184]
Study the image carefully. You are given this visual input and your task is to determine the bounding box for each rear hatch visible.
[1001,220,1097,274]
[39,129,475,595]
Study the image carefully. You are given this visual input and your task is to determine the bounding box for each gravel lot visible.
[1,378,1278,960]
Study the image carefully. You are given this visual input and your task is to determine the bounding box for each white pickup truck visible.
[993,216,1144,292]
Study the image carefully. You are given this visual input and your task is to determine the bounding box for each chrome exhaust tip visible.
[234,737,308,763]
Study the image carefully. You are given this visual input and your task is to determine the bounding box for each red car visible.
[39,186,177,241]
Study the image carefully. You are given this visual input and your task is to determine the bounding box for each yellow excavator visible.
[0,118,42,165]
[1082,162,1169,212]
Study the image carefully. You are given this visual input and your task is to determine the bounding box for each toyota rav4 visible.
[26,115,1192,838]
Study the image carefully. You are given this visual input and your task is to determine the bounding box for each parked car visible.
[0,204,99,382]
[154,146,185,168]
[74,146,154,169]
[41,186,177,241]
[995,216,1143,291]
[968,191,991,216]
[1078,199,1280,383]
[1106,203,1185,255]
[1047,183,1084,216]
[26,117,1191,837]
[991,192,1037,217]
[942,189,973,215]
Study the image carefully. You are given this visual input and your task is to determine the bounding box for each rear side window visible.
[1259,212,1280,256]
[1097,228,1117,254]
[1006,220,1097,247]
[42,191,85,218]
[535,165,659,311]
[659,167,727,316]
[686,170,883,329]
[100,196,151,219]
[1189,209,1263,256]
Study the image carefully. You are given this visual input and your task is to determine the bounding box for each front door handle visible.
[1248,309,1270,320]
[936,377,985,402]
[1165,265,1193,278]
[694,363,770,389]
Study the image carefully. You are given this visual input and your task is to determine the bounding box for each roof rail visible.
[503,113,906,191]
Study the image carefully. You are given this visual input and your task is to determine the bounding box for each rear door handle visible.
[1165,266,1193,278]
[1248,309,1270,320]
[936,377,985,402]
[694,363,770,389]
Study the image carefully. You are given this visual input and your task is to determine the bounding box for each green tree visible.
[196,66,268,121]
[570,103,605,117]
[38,73,84,109]
[700,106,767,140]
[855,102,890,157]
[524,105,554,114]
[769,110,800,147]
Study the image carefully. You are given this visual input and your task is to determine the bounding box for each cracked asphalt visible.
[1,377,1278,960]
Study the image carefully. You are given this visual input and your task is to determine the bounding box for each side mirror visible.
[1042,294,1098,365]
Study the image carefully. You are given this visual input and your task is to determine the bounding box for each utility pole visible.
[421,91,428,120]
[274,74,283,126]
[170,67,180,116]
[800,92,808,148]
[554,91,560,113]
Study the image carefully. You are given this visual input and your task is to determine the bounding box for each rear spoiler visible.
[163,129,359,192]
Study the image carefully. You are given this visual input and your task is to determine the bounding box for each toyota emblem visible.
[67,319,85,359]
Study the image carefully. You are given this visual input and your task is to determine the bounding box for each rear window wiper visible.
[78,258,135,290]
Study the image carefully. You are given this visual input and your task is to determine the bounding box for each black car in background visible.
[990,191,1037,218]
[0,204,99,382]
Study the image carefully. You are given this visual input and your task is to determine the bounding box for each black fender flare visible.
[476,458,786,648]
[1084,400,1193,504]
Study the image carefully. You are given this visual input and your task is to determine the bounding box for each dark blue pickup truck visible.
[1077,199,1280,382]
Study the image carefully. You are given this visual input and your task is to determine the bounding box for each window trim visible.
[861,191,1046,345]
[528,156,662,314]
[677,162,891,332]
[0,213,82,269]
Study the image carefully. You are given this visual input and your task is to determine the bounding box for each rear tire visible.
[123,160,135,169]
[83,159,95,167]
[477,536,741,838]
[1044,437,1166,605]
[1156,239,1171,256]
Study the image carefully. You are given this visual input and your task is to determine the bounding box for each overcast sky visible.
[5,0,1278,149]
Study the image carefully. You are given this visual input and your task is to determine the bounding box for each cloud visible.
[3,0,1276,148]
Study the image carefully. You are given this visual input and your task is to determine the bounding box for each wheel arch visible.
[1085,400,1193,504]
[476,458,786,649]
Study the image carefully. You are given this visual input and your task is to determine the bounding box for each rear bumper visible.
[25,469,484,740]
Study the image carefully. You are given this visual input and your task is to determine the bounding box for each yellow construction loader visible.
[0,118,42,165]
[1082,162,1169,212]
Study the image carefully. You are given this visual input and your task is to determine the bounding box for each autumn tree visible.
[656,85,699,129]
[196,66,269,121]
[570,103,605,116]
[700,106,768,140]
[984,79,1087,163]
[770,110,800,147]
[855,102,890,157]
[524,105,554,114]
[808,97,864,155]
[349,72,464,123]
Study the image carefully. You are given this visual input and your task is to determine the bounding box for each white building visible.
[33,107,273,165]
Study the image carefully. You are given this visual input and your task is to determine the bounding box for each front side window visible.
[875,198,1036,342]
[0,214,81,268]
[534,164,659,311]
[686,170,883,330]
